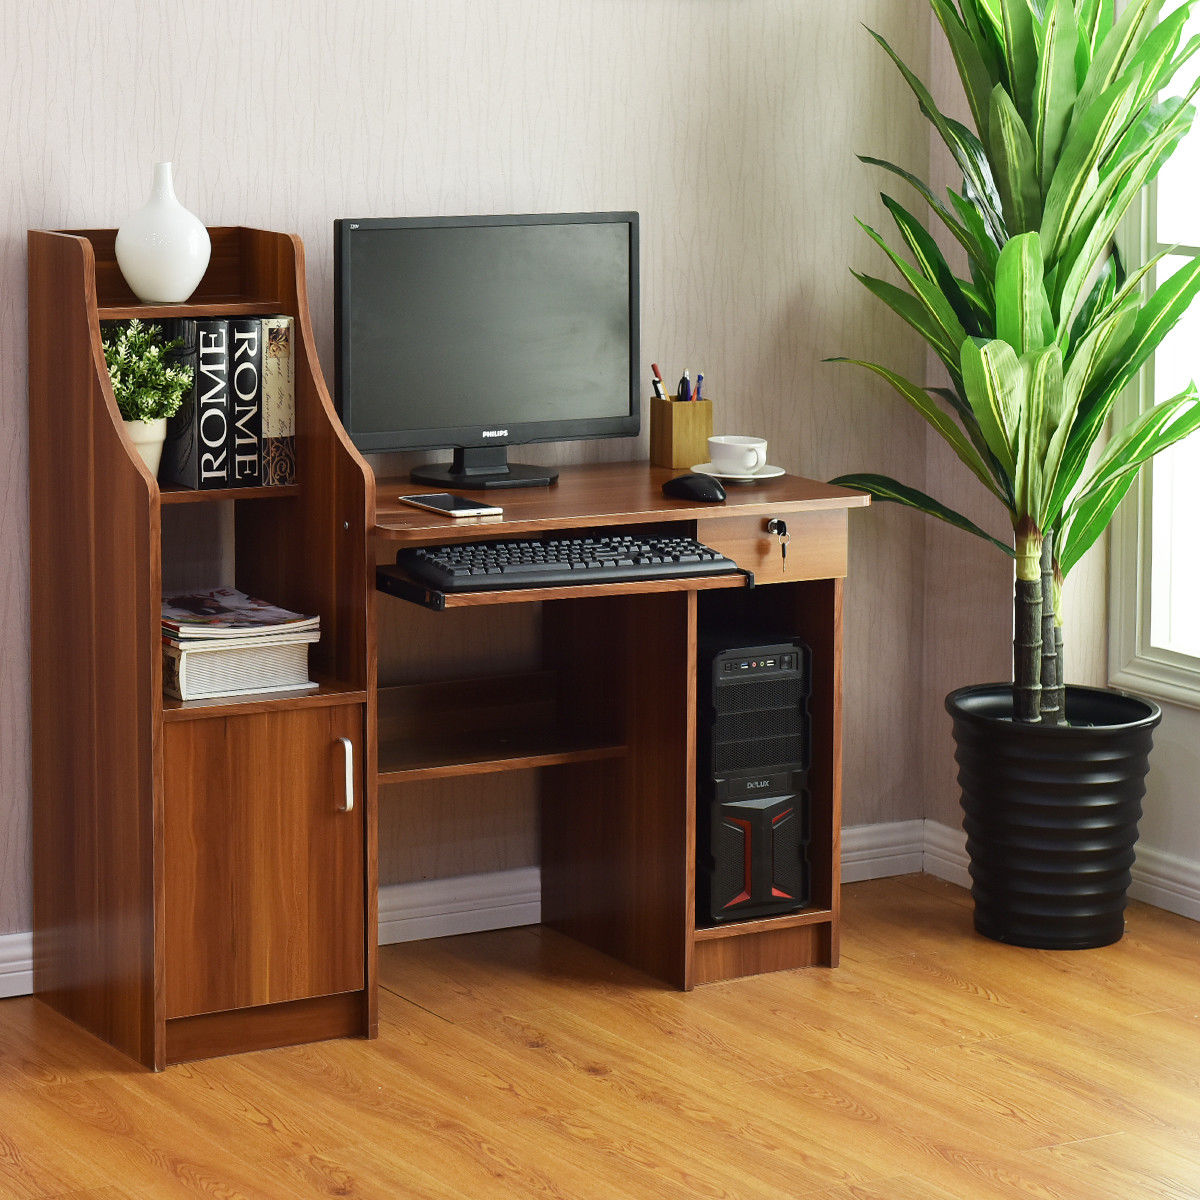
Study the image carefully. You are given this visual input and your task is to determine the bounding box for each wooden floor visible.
[3,875,1200,1198]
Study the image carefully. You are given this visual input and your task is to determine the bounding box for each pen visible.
[677,370,691,403]
[651,363,668,401]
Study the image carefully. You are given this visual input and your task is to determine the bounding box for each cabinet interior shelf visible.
[160,483,300,505]
[377,672,625,783]
[164,677,368,722]
[98,298,287,320]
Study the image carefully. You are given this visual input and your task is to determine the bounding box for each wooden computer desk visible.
[30,223,866,1067]
[371,462,868,990]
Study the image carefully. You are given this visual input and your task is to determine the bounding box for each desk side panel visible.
[541,592,692,987]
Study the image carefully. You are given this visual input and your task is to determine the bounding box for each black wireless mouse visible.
[661,472,727,503]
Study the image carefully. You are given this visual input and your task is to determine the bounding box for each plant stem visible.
[1039,534,1065,725]
[1014,519,1043,724]
[1054,559,1065,722]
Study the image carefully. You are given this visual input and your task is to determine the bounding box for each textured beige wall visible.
[0,0,932,932]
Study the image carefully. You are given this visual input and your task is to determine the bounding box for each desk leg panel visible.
[541,593,693,988]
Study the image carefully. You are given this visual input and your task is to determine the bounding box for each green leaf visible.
[828,473,1014,554]
[829,358,1007,500]
[972,0,1004,34]
[1041,72,1141,263]
[1063,294,1140,413]
[1087,243,1200,403]
[1053,93,1197,327]
[882,195,987,335]
[999,0,1039,122]
[1060,386,1200,575]
[928,384,1013,496]
[988,85,1043,233]
[851,270,967,387]
[857,219,971,361]
[1122,5,1192,110]
[1015,345,1064,522]
[956,277,997,334]
[1075,0,1118,80]
[1067,255,1118,348]
[995,231,1054,354]
[1078,385,1200,510]
[931,0,1001,140]
[946,188,1002,279]
[859,156,995,271]
[1053,259,1200,519]
[961,337,1022,474]
[1031,0,1079,190]
[868,27,1008,243]
[949,122,1011,244]
[1058,472,1138,576]
[1071,0,1164,124]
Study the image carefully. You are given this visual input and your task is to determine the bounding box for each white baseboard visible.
[1,826,1193,1001]
[378,866,541,945]
[1130,843,1200,922]
[841,819,970,887]
[840,820,926,882]
[0,931,32,999]
[920,820,972,888]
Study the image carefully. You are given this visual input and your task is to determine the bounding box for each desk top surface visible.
[373,461,868,543]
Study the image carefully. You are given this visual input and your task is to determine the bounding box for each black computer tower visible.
[697,639,812,923]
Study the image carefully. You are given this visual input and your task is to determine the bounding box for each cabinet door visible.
[164,705,365,1019]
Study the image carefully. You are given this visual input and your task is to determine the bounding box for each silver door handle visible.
[336,737,355,812]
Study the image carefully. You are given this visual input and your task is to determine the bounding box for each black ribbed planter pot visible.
[946,684,1161,950]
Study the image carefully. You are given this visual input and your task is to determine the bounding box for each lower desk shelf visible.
[693,907,835,940]
[377,672,626,784]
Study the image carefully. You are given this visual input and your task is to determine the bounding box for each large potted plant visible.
[835,0,1200,947]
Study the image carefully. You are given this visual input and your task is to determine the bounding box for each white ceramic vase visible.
[125,417,168,477]
[114,162,211,304]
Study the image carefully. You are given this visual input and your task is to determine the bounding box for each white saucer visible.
[691,462,785,482]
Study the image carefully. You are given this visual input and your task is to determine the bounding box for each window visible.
[1110,9,1200,705]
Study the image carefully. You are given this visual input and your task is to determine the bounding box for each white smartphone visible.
[396,492,504,518]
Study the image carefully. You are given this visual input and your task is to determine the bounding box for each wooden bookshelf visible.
[28,226,377,1069]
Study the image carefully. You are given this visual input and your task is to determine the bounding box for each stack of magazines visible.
[162,587,320,701]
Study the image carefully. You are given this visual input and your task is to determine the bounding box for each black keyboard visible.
[396,532,741,593]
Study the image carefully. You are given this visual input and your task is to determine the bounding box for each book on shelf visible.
[163,631,320,701]
[160,318,231,489]
[161,587,320,701]
[118,313,294,490]
[262,315,296,485]
[229,317,263,487]
[162,587,319,639]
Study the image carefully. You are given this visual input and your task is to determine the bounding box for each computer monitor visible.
[334,211,641,488]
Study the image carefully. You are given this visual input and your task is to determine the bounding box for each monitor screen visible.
[334,212,640,487]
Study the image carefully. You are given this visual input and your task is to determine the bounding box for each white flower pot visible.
[125,417,168,477]
[115,162,211,304]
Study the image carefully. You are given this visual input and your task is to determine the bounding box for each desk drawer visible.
[697,510,847,584]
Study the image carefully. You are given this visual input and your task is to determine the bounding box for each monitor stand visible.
[410,445,558,490]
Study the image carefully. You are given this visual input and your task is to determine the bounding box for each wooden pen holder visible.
[650,395,714,470]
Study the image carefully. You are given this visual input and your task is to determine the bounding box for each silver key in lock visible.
[766,518,791,569]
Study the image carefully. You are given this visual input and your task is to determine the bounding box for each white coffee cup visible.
[708,435,768,475]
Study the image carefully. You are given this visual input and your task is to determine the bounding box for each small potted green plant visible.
[101,318,193,476]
